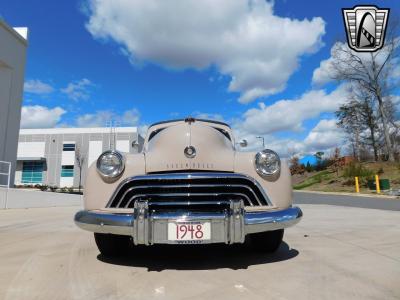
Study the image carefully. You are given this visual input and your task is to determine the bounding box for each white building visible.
[0,20,28,187]
[16,127,144,188]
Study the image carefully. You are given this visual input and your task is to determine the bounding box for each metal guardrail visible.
[0,161,11,188]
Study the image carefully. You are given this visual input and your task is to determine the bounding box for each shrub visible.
[39,185,48,191]
[342,179,354,186]
[293,170,331,190]
[49,186,58,192]
[305,162,314,172]
[343,162,374,181]
[67,187,74,193]
[315,159,330,171]
[289,156,305,175]
[314,174,323,183]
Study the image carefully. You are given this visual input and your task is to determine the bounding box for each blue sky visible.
[1,0,399,156]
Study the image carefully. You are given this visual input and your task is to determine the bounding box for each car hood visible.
[144,122,235,173]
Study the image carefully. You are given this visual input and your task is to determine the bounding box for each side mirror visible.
[239,139,248,147]
[131,140,140,148]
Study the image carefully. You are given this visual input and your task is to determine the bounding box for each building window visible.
[61,165,74,177]
[22,161,44,184]
[63,143,75,151]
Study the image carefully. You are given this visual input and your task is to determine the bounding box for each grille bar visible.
[107,172,271,208]
[115,184,261,207]
[126,192,253,208]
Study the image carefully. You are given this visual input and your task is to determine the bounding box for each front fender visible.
[83,153,146,210]
[234,152,292,209]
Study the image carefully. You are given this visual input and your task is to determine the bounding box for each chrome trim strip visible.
[150,211,229,220]
[107,172,271,207]
[113,184,258,208]
[74,206,302,243]
[74,210,133,236]
[133,200,149,245]
[229,200,245,243]
[245,207,303,234]
[125,192,253,208]
[147,200,231,207]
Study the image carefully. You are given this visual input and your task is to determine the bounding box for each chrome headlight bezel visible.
[254,149,281,177]
[96,150,125,179]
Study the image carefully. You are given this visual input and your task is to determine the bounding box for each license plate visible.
[168,221,211,242]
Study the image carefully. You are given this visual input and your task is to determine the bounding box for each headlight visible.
[96,150,125,178]
[254,149,281,177]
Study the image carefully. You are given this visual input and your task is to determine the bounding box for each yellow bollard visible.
[375,174,381,194]
[355,176,360,193]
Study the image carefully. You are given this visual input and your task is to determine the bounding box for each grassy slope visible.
[293,162,400,193]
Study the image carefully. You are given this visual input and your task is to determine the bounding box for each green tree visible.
[306,161,313,172]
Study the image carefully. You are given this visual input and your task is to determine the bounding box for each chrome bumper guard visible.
[74,200,302,245]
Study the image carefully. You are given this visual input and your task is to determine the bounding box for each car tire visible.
[250,229,284,253]
[94,233,132,257]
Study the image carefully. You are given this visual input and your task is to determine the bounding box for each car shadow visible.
[97,241,299,271]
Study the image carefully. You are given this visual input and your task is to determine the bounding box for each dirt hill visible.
[292,162,400,194]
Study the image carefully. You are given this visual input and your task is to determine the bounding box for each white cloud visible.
[122,108,141,125]
[20,105,66,128]
[229,82,350,157]
[24,80,54,94]
[262,138,305,157]
[312,57,335,86]
[303,119,344,152]
[194,112,225,121]
[85,0,325,103]
[75,111,113,127]
[75,108,141,127]
[138,125,149,137]
[61,78,93,101]
[169,112,180,118]
[237,84,348,135]
[312,41,400,86]
[233,119,344,158]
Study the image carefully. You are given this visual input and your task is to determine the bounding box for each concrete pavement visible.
[0,204,399,299]
[0,188,82,209]
[294,190,400,211]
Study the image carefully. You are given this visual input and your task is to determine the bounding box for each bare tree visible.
[337,89,380,161]
[360,95,380,161]
[330,24,399,161]
[336,100,362,161]
[75,146,86,193]
[289,156,305,175]
[330,147,341,176]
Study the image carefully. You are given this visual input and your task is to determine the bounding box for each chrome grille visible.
[106,173,270,208]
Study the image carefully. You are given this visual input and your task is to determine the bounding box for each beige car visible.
[75,118,302,256]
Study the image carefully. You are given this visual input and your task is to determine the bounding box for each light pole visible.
[256,136,265,148]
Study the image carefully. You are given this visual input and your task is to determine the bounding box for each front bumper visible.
[74,200,302,245]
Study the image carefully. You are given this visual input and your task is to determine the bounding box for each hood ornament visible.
[184,146,196,158]
[184,116,196,124]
